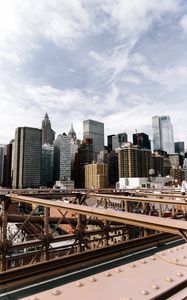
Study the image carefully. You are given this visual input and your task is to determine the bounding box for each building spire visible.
[68,123,76,141]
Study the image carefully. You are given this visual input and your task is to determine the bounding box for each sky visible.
[1,0,187,147]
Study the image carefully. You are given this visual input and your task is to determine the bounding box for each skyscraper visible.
[41,144,54,187]
[12,127,42,188]
[175,142,185,154]
[152,116,174,154]
[112,133,128,150]
[41,113,55,145]
[0,146,4,186]
[107,134,115,152]
[118,143,141,178]
[54,134,71,180]
[83,119,104,160]
[2,141,13,188]
[133,132,151,150]
[75,138,93,188]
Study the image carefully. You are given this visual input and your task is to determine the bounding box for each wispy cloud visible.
[0,0,187,147]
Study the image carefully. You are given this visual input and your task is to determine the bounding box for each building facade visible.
[41,113,55,145]
[118,143,141,178]
[175,142,185,154]
[12,127,42,188]
[75,138,93,188]
[41,144,54,187]
[83,119,104,160]
[112,133,128,150]
[152,116,175,154]
[133,132,151,150]
[0,146,4,186]
[2,141,12,188]
[85,163,108,189]
[107,134,115,152]
[54,134,71,181]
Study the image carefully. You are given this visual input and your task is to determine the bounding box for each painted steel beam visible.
[90,193,187,206]
[6,194,187,240]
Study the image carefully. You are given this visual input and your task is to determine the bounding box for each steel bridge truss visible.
[1,191,187,276]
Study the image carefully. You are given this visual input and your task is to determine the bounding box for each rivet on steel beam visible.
[30,297,39,300]
[173,258,179,263]
[151,284,159,290]
[150,256,156,260]
[180,246,184,249]
[120,297,133,300]
[89,277,97,282]
[181,255,186,259]
[130,263,136,268]
[167,250,172,253]
[52,289,62,295]
[76,281,83,287]
[115,268,122,273]
[141,289,149,295]
[161,252,165,256]
[104,271,111,277]
[141,260,147,264]
[166,277,173,282]
[176,272,183,277]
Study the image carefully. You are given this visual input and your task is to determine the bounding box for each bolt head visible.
[151,284,159,290]
[104,271,111,277]
[150,256,156,260]
[166,277,173,282]
[52,289,62,295]
[89,277,97,282]
[76,281,83,287]
[176,272,183,277]
[141,289,149,295]
[115,268,122,273]
[130,263,136,268]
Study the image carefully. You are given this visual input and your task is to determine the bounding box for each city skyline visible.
[1,1,187,144]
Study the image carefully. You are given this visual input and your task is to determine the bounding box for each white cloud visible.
[180,14,187,32]
[0,0,91,68]
[0,0,187,148]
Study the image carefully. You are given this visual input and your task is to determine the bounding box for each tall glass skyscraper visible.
[83,119,104,160]
[152,116,174,154]
[54,134,71,180]
[41,143,54,187]
[12,127,42,188]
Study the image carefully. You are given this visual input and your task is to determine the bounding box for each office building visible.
[68,124,79,179]
[140,149,152,177]
[0,146,4,186]
[75,138,93,188]
[2,141,13,188]
[107,135,115,152]
[41,113,55,145]
[108,151,118,186]
[151,152,164,176]
[83,119,104,160]
[12,127,42,189]
[152,116,174,154]
[118,143,141,178]
[54,134,71,181]
[175,142,185,154]
[118,143,152,178]
[41,144,54,187]
[112,133,128,150]
[85,163,108,189]
[133,132,151,150]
